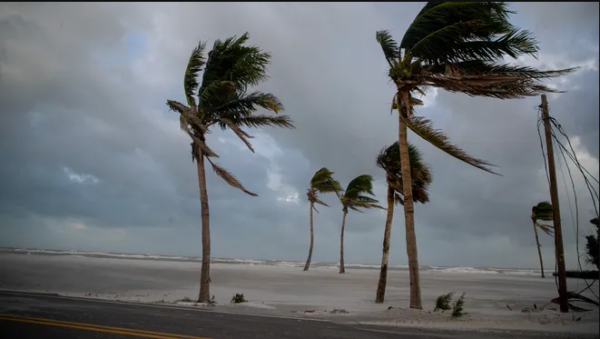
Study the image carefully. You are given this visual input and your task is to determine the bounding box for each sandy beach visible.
[1,251,598,335]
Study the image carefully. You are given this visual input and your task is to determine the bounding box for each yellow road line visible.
[0,314,211,339]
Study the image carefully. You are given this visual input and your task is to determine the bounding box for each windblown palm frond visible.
[184,42,207,107]
[340,175,385,211]
[310,168,343,195]
[400,113,498,175]
[377,142,432,204]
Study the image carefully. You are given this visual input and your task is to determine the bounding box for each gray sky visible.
[0,2,598,269]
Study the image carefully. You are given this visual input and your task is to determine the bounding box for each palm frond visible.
[348,205,365,213]
[340,174,384,211]
[200,32,271,100]
[395,192,405,206]
[423,77,564,99]
[233,115,295,129]
[402,2,510,48]
[426,61,578,80]
[401,2,538,64]
[198,80,237,110]
[183,127,218,158]
[184,41,206,107]
[314,197,329,207]
[310,167,343,194]
[343,175,376,200]
[536,222,555,236]
[215,91,285,121]
[166,100,208,134]
[400,113,499,175]
[219,118,255,153]
[377,142,431,183]
[206,157,258,197]
[375,30,400,65]
[346,198,386,211]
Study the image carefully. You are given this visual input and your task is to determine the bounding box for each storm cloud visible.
[0,2,598,269]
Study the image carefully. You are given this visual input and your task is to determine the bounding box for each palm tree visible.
[531,201,554,278]
[375,2,576,309]
[304,168,343,271]
[375,142,432,303]
[338,175,385,274]
[166,33,294,302]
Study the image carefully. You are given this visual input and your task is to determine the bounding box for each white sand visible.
[1,253,598,335]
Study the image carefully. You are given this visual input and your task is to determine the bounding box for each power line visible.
[536,105,599,303]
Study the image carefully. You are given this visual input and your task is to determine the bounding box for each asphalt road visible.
[0,291,594,339]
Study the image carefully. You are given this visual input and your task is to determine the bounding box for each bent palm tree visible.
[338,175,385,274]
[375,142,432,303]
[304,168,343,271]
[166,33,294,302]
[531,201,554,278]
[375,2,576,309]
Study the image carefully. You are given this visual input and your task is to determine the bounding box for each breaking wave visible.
[1,247,549,276]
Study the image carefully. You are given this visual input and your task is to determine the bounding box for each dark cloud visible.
[0,3,597,269]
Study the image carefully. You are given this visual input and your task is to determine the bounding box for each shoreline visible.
[1,252,598,335]
[0,247,560,276]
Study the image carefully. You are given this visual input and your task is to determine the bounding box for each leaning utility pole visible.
[541,94,569,313]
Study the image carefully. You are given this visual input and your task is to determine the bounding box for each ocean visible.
[1,247,552,277]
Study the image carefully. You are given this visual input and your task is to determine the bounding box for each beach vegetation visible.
[231,293,248,303]
[452,293,467,318]
[434,292,454,312]
[586,218,599,270]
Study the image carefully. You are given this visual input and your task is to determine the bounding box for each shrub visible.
[434,292,454,312]
[452,293,467,318]
[231,293,248,304]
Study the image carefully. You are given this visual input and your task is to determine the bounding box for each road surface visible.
[0,291,592,339]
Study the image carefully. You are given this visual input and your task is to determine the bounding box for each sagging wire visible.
[549,118,599,302]
[536,104,600,304]
[547,111,599,302]
[553,134,580,294]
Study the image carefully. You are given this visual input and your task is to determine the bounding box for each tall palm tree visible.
[166,33,294,302]
[375,142,432,303]
[304,168,343,271]
[375,2,576,309]
[338,175,385,274]
[531,201,554,278]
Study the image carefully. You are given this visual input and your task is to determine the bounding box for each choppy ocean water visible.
[1,247,552,277]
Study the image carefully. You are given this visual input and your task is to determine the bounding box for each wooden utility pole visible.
[541,94,569,313]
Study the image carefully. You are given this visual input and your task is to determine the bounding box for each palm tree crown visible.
[376,2,577,174]
[377,142,432,205]
[307,167,343,210]
[167,33,294,195]
[340,175,385,212]
[531,201,554,236]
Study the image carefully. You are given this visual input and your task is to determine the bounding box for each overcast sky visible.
[1,2,598,269]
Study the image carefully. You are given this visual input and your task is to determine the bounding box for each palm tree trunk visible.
[376,184,395,303]
[339,209,348,274]
[399,92,422,309]
[303,201,315,271]
[532,220,545,278]
[196,148,211,302]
